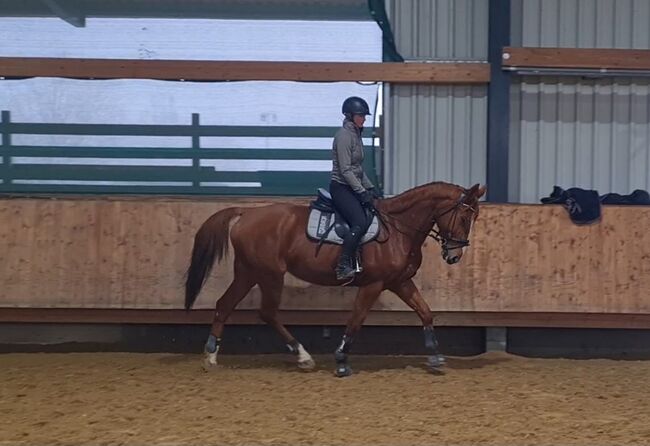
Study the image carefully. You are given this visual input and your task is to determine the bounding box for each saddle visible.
[306,188,379,245]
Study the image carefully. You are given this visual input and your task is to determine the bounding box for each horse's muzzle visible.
[442,248,461,265]
[445,255,460,265]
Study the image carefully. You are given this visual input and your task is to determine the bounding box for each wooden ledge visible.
[0,57,490,84]
[502,47,650,71]
[3,308,650,329]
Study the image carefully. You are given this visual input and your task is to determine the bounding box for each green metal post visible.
[1,111,11,191]
[191,113,200,191]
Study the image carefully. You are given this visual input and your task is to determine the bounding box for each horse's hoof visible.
[298,358,316,371]
[202,361,219,372]
[334,364,352,377]
[427,354,446,373]
[202,353,219,372]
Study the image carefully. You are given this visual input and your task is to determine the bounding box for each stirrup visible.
[346,248,363,274]
[354,255,363,273]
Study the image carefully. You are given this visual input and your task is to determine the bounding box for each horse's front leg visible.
[334,281,384,377]
[389,279,446,373]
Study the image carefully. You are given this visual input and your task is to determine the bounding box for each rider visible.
[330,96,380,281]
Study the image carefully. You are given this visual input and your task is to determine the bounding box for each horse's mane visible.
[381,181,463,214]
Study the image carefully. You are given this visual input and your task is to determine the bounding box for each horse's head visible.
[433,183,486,265]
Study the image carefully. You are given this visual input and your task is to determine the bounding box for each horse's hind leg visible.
[258,274,315,370]
[203,259,255,370]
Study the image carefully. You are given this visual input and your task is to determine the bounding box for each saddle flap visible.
[307,208,380,246]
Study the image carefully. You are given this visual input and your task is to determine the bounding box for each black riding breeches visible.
[329,180,370,257]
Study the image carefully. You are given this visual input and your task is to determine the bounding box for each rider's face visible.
[352,114,366,128]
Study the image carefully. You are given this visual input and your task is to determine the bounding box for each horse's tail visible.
[184,207,243,311]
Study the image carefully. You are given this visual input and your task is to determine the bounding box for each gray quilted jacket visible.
[330,119,374,194]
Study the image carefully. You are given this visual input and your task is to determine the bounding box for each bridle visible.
[428,196,476,250]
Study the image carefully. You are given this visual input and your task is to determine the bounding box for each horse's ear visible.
[466,183,479,196]
[466,183,487,199]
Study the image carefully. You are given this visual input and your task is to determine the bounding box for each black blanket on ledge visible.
[540,186,650,225]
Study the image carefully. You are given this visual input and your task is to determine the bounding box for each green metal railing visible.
[0,111,379,196]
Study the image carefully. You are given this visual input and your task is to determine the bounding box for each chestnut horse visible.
[185,181,486,377]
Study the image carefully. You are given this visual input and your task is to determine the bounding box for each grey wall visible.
[385,0,489,194]
[509,0,650,202]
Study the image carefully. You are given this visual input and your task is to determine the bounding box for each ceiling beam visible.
[1,0,371,22]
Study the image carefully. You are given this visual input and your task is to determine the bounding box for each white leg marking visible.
[203,346,219,370]
[296,344,316,370]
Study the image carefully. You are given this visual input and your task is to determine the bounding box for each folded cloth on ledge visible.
[541,186,650,225]
[540,186,601,225]
[599,189,650,205]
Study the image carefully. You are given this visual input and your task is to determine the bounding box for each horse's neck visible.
[383,183,455,223]
[380,183,456,246]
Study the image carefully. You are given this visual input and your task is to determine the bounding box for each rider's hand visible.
[368,187,383,199]
[358,190,374,208]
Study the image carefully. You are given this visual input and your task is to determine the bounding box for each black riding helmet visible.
[342,96,371,116]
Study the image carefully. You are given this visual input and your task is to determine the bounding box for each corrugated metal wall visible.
[384,0,488,194]
[511,0,650,48]
[509,78,650,202]
[389,0,488,60]
[509,0,650,202]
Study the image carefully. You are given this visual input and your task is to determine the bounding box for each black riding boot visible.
[335,254,355,281]
[335,225,363,281]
